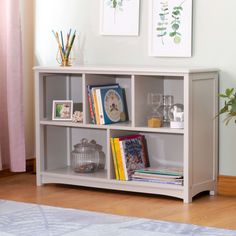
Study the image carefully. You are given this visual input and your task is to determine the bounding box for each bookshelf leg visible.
[183,194,192,203]
[210,190,216,196]
[36,175,42,186]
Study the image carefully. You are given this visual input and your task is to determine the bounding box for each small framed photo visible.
[52,100,73,121]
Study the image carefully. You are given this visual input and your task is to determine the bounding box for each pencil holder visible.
[56,49,71,67]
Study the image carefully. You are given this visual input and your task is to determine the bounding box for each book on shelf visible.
[99,87,128,125]
[132,166,183,185]
[110,138,120,180]
[87,84,128,125]
[131,178,183,185]
[87,83,119,124]
[112,137,126,180]
[135,166,183,176]
[110,134,149,181]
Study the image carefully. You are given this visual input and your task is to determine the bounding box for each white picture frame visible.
[52,100,73,121]
[100,0,140,36]
[149,0,192,57]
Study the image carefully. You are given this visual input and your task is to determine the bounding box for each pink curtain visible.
[0,0,26,171]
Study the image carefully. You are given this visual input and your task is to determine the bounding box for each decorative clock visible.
[104,89,124,122]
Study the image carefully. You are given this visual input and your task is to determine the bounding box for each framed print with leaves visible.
[149,0,192,57]
[100,0,140,36]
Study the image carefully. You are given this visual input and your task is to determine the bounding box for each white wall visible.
[35,0,236,176]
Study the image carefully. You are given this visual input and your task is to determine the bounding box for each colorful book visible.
[135,167,183,177]
[119,135,149,180]
[113,137,126,181]
[87,85,96,124]
[110,138,120,180]
[99,87,128,125]
[96,89,105,124]
[132,172,183,179]
[87,84,119,124]
[91,88,100,125]
[131,178,183,185]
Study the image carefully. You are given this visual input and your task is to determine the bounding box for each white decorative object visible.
[100,0,140,35]
[72,111,83,123]
[149,0,192,57]
[169,104,184,129]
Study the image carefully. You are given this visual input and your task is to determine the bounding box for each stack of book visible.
[132,167,183,185]
[110,134,149,181]
[87,83,128,125]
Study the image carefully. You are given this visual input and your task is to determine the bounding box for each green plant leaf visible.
[226,88,234,97]
[174,35,181,44]
[172,23,179,31]
[169,32,176,37]
[157,27,167,31]
[173,10,180,15]
[158,32,167,37]
[219,94,228,98]
[231,100,236,112]
[219,106,229,115]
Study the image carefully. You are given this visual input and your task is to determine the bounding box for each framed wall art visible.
[100,0,140,36]
[149,0,192,57]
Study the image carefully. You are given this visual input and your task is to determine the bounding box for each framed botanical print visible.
[149,0,192,57]
[100,0,140,36]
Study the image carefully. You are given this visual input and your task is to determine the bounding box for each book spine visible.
[141,136,150,168]
[118,134,142,141]
[119,140,128,181]
[110,138,120,180]
[122,88,129,122]
[113,138,125,181]
[96,89,105,125]
[87,86,95,124]
[92,88,100,125]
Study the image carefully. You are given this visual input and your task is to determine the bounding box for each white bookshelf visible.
[34,65,218,203]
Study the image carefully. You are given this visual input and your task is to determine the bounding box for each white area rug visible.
[0,200,236,236]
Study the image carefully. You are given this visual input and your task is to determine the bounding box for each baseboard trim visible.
[0,158,36,177]
[26,158,36,173]
[218,175,236,196]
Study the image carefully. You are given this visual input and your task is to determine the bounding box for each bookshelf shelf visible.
[35,65,218,203]
[40,120,184,134]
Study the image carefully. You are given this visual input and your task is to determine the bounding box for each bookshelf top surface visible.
[34,65,219,75]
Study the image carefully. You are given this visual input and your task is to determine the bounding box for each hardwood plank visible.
[218,175,236,196]
[0,173,236,230]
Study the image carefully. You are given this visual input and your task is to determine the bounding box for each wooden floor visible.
[0,173,236,230]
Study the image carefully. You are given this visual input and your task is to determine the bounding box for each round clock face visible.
[104,89,123,122]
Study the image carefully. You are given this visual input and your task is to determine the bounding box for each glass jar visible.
[147,93,163,128]
[147,110,162,128]
[90,140,106,169]
[158,95,174,127]
[71,138,99,173]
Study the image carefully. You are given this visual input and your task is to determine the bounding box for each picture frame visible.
[52,100,73,121]
[149,0,192,57]
[100,0,140,36]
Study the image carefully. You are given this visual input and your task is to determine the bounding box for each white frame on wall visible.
[149,0,192,57]
[100,0,140,36]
